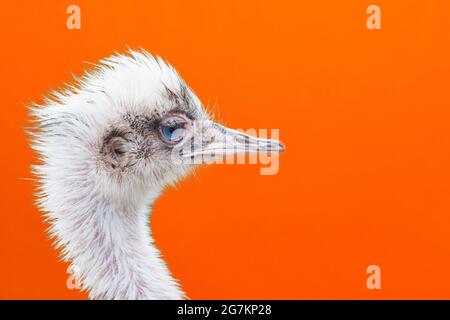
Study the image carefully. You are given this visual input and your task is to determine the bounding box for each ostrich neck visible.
[59,186,184,300]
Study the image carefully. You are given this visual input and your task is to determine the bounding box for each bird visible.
[28,49,284,300]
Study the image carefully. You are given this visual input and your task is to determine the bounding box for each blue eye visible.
[159,116,188,144]
[161,125,184,141]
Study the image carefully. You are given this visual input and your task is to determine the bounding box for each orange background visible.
[1,0,450,299]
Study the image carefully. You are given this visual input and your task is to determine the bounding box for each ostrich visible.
[28,50,284,300]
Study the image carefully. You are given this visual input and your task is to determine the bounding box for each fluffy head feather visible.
[28,50,207,299]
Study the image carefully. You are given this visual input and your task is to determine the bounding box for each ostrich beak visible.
[181,122,285,160]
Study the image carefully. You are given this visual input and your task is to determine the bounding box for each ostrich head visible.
[29,50,284,300]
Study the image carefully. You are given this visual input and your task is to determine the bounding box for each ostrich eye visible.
[159,115,189,144]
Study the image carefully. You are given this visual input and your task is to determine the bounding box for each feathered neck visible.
[46,179,184,300]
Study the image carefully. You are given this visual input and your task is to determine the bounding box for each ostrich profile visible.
[29,50,284,300]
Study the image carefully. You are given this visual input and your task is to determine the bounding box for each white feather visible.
[28,50,206,299]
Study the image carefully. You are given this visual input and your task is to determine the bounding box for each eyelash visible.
[164,118,184,128]
[163,108,195,121]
